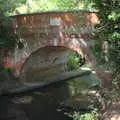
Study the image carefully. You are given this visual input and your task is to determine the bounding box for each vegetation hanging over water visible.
[67,52,85,71]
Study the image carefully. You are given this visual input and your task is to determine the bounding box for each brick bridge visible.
[4,10,103,82]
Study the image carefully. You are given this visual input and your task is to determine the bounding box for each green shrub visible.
[72,112,99,120]
[67,51,85,71]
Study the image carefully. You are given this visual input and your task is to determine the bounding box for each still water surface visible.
[0,73,99,120]
[0,82,72,120]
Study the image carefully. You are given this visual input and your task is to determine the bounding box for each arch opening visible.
[20,46,86,83]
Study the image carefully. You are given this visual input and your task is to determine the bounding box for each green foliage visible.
[0,0,27,49]
[0,0,96,15]
[54,0,79,10]
[11,0,93,14]
[89,0,120,118]
[67,52,85,71]
[0,17,17,49]
[14,0,58,14]
[0,0,26,16]
[72,111,99,120]
[3,66,11,72]
[91,0,120,77]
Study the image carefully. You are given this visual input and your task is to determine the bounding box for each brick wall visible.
[4,11,99,82]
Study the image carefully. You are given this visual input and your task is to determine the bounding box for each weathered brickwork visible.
[4,11,100,81]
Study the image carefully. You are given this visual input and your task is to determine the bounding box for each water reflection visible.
[0,82,71,120]
[0,73,99,120]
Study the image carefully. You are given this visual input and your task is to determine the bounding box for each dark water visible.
[0,82,72,120]
[0,73,99,120]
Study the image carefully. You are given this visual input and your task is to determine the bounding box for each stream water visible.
[0,73,99,120]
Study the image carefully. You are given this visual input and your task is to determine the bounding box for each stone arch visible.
[7,11,99,81]
[3,11,112,87]
[20,42,86,71]
[19,43,88,82]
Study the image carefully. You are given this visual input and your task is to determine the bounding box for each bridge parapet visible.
[14,11,98,40]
